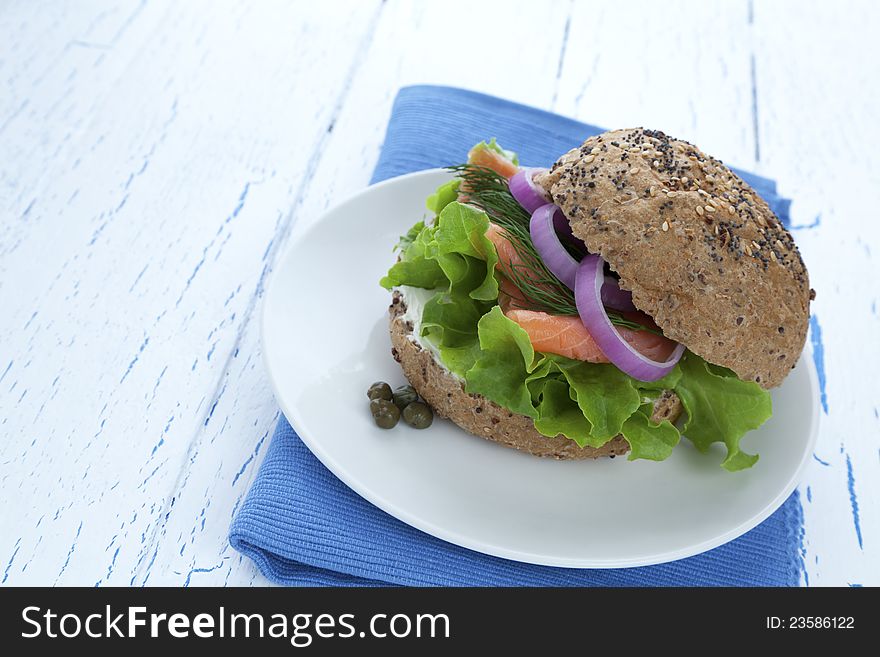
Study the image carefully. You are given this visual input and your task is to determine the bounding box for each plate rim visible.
[261,167,821,569]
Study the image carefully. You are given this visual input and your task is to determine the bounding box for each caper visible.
[370,397,392,417]
[402,402,433,429]
[371,399,400,429]
[392,384,419,409]
[367,381,393,401]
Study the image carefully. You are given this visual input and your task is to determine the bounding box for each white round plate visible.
[262,168,820,568]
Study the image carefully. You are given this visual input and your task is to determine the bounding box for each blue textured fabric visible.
[230,85,803,586]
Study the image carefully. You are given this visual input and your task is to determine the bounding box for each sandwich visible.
[380,129,812,470]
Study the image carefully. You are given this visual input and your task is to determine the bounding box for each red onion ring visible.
[553,205,576,242]
[529,204,579,288]
[575,254,684,381]
[529,204,636,311]
[509,169,579,246]
[509,168,551,213]
[602,276,636,312]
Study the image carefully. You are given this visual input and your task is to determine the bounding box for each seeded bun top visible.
[535,128,811,388]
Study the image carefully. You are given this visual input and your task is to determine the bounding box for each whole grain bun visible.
[534,128,811,388]
[389,293,681,460]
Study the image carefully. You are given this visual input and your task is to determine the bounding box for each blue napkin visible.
[230,85,803,586]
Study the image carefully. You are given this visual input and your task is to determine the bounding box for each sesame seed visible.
[705,205,716,213]
[698,189,710,197]
[709,197,721,207]
[714,225,720,235]
[775,239,784,249]
[652,160,660,168]
[662,221,669,232]
[584,155,595,164]
[744,245,752,256]
[591,147,600,155]
[629,167,640,174]
[649,186,656,197]
[629,146,640,153]
[667,191,676,198]
[681,176,689,184]
[752,240,760,250]
[695,205,705,216]
[770,251,777,261]
[727,205,736,214]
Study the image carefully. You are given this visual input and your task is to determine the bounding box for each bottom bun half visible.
[389,293,682,460]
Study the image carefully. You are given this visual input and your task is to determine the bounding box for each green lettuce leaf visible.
[550,357,642,444]
[426,179,460,215]
[465,306,538,418]
[532,377,593,447]
[393,220,425,253]
[381,200,498,300]
[430,203,499,301]
[675,352,772,471]
[381,193,501,376]
[380,221,445,290]
[380,258,446,290]
[420,286,484,348]
[621,405,681,461]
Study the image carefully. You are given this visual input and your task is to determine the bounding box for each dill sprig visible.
[449,164,531,225]
[450,164,656,334]
[451,164,577,315]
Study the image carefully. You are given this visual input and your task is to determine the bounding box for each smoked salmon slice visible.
[506,309,678,364]
[507,309,609,363]
[467,142,519,179]
[485,223,524,284]
[497,276,527,313]
[485,223,526,312]
[484,223,555,310]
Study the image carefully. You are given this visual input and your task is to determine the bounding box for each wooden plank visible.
[555,0,755,168]
[753,0,880,586]
[0,1,140,119]
[0,0,381,586]
[0,0,171,221]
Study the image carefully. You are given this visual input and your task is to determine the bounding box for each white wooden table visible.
[1,0,877,587]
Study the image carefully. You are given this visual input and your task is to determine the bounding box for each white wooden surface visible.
[1,0,877,586]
